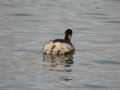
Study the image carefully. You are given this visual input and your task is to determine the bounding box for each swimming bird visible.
[43,29,75,55]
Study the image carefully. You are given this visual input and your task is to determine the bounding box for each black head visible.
[64,29,73,41]
[65,29,73,35]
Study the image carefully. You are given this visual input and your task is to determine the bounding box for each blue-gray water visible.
[0,0,120,90]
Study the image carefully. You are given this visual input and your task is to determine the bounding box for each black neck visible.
[64,34,71,42]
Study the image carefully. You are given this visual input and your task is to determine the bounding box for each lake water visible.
[0,0,120,90]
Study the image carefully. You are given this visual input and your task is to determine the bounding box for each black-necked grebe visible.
[43,29,75,55]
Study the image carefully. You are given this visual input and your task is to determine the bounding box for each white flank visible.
[43,41,74,54]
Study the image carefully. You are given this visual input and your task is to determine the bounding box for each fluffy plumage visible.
[43,29,75,55]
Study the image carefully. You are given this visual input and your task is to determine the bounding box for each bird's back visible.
[43,39,74,55]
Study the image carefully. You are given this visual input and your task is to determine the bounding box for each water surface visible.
[0,0,120,90]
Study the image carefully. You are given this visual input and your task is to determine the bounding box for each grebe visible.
[43,29,75,55]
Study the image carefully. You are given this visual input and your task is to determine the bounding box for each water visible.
[0,0,120,90]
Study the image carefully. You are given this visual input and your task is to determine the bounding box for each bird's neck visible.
[64,34,71,42]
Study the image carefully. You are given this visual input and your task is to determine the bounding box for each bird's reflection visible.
[42,54,74,72]
[59,77,72,81]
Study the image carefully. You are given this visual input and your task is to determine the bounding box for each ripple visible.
[104,21,120,24]
[83,84,107,88]
[0,3,13,7]
[8,13,34,16]
[93,60,120,65]
[80,63,93,65]
[26,20,42,22]
[73,27,89,30]
[112,0,120,2]
[13,50,42,54]
[1,83,34,88]
[59,77,72,81]
[79,13,107,16]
